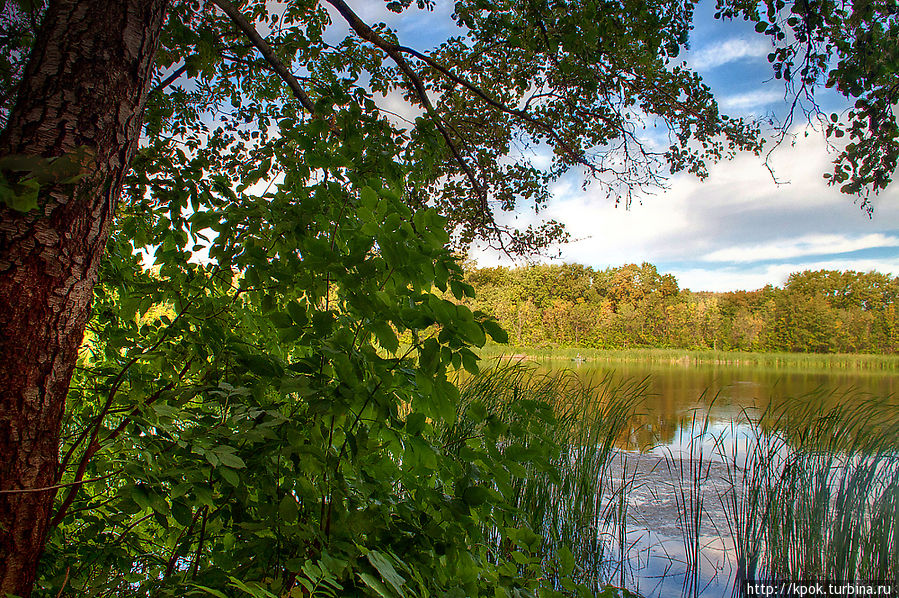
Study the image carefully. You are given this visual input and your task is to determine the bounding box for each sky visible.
[336,0,899,293]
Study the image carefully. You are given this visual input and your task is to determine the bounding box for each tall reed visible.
[477,345,899,371]
[453,364,899,597]
[717,390,899,584]
[665,403,717,598]
[449,362,647,592]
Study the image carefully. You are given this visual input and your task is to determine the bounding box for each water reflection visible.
[486,357,899,598]
[533,358,898,452]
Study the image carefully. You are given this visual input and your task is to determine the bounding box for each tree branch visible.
[323,0,489,214]
[327,0,605,183]
[0,472,119,495]
[49,293,197,530]
[210,0,317,115]
[149,63,188,97]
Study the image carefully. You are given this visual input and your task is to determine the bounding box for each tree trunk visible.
[0,0,167,594]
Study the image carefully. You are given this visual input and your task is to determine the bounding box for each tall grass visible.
[665,403,718,598]
[717,391,899,584]
[453,363,899,596]
[478,345,899,371]
[448,362,647,592]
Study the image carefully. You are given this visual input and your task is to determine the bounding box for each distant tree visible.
[772,292,837,352]
[464,263,896,354]
[602,263,679,312]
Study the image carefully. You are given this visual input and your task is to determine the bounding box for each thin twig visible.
[54,566,70,598]
[114,513,154,544]
[190,506,209,579]
[324,0,489,210]
[149,63,188,96]
[0,472,119,495]
[164,506,203,579]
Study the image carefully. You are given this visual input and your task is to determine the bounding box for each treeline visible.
[461,263,899,354]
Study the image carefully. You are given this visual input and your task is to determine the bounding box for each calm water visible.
[526,358,899,598]
[538,358,898,450]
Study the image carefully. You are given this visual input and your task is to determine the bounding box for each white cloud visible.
[469,126,899,291]
[702,233,899,263]
[719,89,783,111]
[691,38,771,70]
[374,90,423,127]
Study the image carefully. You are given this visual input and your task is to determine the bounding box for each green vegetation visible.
[450,364,645,595]
[3,0,770,587]
[463,263,899,355]
[44,139,579,595]
[478,346,899,370]
[718,393,899,582]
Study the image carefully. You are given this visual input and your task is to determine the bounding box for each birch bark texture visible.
[0,0,168,594]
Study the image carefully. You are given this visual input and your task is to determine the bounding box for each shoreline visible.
[476,345,899,371]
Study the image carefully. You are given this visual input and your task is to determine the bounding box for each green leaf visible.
[280,376,312,395]
[483,320,509,344]
[130,484,152,511]
[239,353,282,378]
[148,491,169,515]
[358,572,395,598]
[217,451,247,469]
[419,339,439,374]
[279,495,298,523]
[191,584,229,598]
[370,320,399,353]
[287,301,307,325]
[405,412,426,435]
[432,378,459,423]
[461,485,489,506]
[360,185,379,207]
[277,326,302,343]
[270,311,292,329]
[0,176,39,212]
[460,349,479,375]
[366,551,406,596]
[172,501,194,527]
[228,577,279,598]
[220,466,240,487]
[558,544,575,577]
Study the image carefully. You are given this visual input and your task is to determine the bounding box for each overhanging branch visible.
[323,0,617,204]
[323,0,489,215]
[210,0,317,115]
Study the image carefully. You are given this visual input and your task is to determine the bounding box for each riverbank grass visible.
[477,345,899,370]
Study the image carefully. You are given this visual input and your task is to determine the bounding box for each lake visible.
[484,355,899,597]
[538,357,899,444]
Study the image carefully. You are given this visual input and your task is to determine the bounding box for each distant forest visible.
[461,263,899,354]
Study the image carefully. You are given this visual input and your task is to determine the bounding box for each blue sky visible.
[328,0,899,292]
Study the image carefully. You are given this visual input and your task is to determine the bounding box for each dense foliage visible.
[2,0,768,593]
[42,105,586,596]
[463,263,899,353]
[126,0,765,254]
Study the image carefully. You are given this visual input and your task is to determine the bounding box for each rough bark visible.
[0,0,168,595]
